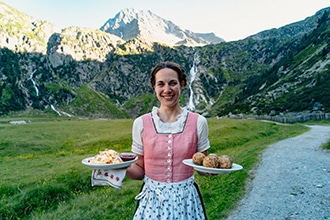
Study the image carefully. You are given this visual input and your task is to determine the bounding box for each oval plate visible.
[182,159,243,174]
[82,157,138,170]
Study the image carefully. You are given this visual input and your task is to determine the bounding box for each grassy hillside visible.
[62,84,128,119]
[0,117,309,219]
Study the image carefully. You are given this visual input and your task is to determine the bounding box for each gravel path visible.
[226,125,330,220]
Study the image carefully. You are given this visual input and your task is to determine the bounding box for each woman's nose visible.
[164,84,171,92]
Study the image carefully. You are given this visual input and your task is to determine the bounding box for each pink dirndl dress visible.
[133,111,207,220]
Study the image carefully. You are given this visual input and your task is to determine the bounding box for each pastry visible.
[218,155,233,169]
[203,154,219,168]
[192,152,205,165]
[88,149,123,164]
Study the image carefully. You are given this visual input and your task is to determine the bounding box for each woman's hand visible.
[197,171,218,176]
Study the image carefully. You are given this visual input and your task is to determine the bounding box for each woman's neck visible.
[157,106,183,123]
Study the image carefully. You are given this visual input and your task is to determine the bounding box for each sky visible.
[1,0,329,41]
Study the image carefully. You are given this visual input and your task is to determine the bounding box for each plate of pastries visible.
[183,152,243,174]
[82,149,137,169]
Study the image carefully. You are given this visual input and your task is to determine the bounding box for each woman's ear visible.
[180,81,186,88]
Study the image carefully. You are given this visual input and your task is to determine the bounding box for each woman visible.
[126,61,210,219]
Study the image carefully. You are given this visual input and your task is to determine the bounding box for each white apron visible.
[133,176,206,220]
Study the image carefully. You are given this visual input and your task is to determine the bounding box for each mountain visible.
[228,10,330,116]
[249,8,324,40]
[0,2,60,54]
[100,8,224,47]
[0,2,329,119]
[205,8,330,116]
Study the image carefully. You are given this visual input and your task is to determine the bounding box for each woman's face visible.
[154,68,183,109]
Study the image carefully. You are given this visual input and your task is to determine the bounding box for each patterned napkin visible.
[91,168,127,189]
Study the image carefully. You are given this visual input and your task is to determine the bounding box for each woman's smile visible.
[162,94,174,99]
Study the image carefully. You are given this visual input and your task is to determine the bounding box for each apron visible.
[133,176,207,220]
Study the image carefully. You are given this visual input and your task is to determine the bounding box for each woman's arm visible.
[126,154,145,180]
[127,117,145,180]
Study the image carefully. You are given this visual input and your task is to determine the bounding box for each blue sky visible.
[1,0,329,41]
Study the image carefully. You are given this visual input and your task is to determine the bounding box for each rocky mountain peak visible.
[116,8,154,24]
[100,8,224,46]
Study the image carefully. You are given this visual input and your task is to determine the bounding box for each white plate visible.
[182,159,243,174]
[82,157,137,169]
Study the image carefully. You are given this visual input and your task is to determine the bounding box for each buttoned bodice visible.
[142,112,198,183]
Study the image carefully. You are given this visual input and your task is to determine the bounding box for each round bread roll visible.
[192,152,205,165]
[218,155,233,169]
[203,154,219,168]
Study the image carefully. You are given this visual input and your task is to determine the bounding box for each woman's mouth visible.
[162,95,174,100]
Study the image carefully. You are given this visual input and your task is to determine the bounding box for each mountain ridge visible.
[0,2,329,119]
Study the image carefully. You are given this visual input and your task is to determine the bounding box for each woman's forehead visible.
[155,68,179,81]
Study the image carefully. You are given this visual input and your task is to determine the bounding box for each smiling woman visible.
[126,61,212,219]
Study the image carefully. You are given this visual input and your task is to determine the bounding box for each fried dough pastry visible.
[192,152,206,165]
[202,154,219,168]
[218,155,233,169]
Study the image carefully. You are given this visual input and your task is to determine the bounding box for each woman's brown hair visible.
[150,61,187,88]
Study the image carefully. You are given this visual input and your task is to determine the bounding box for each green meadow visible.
[0,117,312,219]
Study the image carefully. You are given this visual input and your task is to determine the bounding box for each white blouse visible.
[132,107,210,155]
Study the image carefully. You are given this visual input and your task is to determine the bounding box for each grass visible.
[0,117,312,219]
[61,84,128,119]
[321,141,330,150]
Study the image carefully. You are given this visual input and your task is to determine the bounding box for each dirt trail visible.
[226,125,330,220]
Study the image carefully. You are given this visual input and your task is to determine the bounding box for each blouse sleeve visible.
[131,116,144,155]
[197,115,210,152]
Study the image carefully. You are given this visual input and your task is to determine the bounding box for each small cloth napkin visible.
[91,168,127,189]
